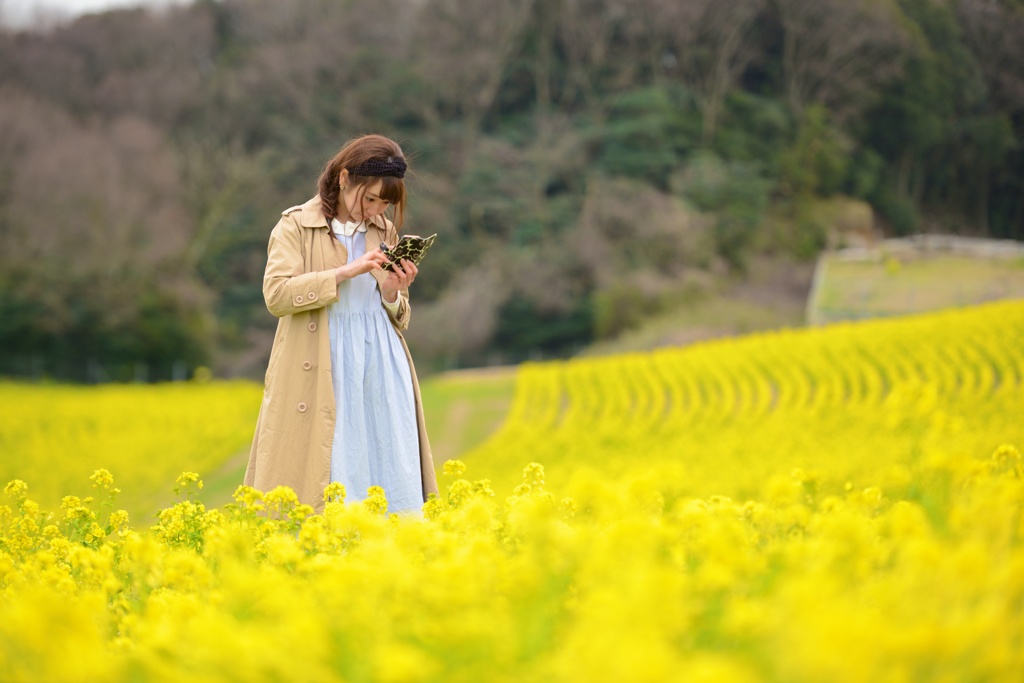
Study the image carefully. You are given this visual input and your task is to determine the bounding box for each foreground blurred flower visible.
[364,485,388,515]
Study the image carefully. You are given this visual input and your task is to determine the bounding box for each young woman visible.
[244,134,437,514]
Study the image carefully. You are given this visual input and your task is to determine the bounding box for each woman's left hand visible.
[380,259,417,304]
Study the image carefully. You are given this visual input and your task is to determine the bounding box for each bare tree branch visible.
[957,0,1024,113]
[410,0,536,166]
[665,0,765,143]
[773,0,909,121]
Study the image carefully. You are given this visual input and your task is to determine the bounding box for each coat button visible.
[294,294,305,304]
[308,321,317,332]
[307,291,318,301]
[302,361,312,370]
[297,402,308,413]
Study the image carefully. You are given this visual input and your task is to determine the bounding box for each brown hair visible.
[317,134,407,230]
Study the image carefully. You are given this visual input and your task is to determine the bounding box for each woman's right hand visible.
[335,248,389,283]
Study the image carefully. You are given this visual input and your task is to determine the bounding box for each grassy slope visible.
[583,255,816,357]
[810,254,1024,322]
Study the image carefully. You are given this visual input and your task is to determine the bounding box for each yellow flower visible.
[84,522,106,544]
[422,495,445,521]
[3,479,28,500]
[446,479,472,508]
[89,469,115,490]
[522,463,545,488]
[443,459,467,477]
[323,482,347,504]
[990,444,1022,477]
[289,504,315,524]
[232,485,265,508]
[174,471,204,491]
[472,479,496,498]
[265,486,299,518]
[364,486,388,515]
[108,510,131,534]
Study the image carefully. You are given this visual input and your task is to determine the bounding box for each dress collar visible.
[330,218,367,237]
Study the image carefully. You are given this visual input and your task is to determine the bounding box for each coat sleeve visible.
[385,291,411,331]
[382,223,412,331]
[263,218,341,318]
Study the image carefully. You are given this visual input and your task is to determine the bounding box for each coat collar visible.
[299,195,387,232]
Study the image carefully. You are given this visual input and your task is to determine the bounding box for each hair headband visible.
[347,156,407,179]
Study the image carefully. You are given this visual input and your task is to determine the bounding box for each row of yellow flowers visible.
[2,299,1023,681]
[469,300,1024,498]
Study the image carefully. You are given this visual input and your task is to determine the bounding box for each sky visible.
[1,0,186,28]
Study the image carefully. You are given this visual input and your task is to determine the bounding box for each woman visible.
[244,134,437,514]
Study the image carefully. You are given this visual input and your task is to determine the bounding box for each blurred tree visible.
[860,0,1022,236]
[526,0,559,112]
[558,0,645,119]
[772,0,909,122]
[955,0,1024,235]
[673,152,773,268]
[658,0,765,144]
[712,90,791,177]
[595,86,697,188]
[958,0,1024,113]
[777,105,850,199]
[0,90,211,380]
[403,255,508,366]
[572,175,711,336]
[0,5,215,126]
[0,0,1021,374]
[410,0,536,168]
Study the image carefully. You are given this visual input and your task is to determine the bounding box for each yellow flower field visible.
[469,299,1024,500]
[0,381,262,521]
[2,300,1023,682]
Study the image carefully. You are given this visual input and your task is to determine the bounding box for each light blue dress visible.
[327,220,423,513]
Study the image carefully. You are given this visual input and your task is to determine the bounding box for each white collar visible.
[331,218,367,237]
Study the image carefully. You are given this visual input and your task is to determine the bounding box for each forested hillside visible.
[1,0,1021,380]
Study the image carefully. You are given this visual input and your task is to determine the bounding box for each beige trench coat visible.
[244,195,438,512]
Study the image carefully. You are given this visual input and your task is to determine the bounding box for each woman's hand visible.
[380,259,418,303]
[335,248,389,283]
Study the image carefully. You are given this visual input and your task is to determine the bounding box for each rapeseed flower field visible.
[0,381,262,520]
[2,300,1023,682]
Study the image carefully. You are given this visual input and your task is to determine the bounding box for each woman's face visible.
[341,178,390,222]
